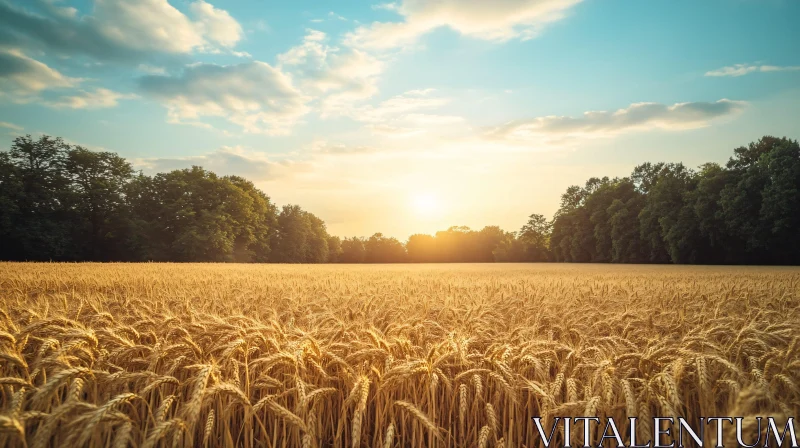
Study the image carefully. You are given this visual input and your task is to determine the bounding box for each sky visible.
[0,0,799,240]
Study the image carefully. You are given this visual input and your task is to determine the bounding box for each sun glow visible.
[410,192,440,217]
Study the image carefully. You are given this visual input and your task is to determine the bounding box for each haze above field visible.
[1,0,799,239]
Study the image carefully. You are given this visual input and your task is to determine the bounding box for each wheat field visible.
[0,263,798,447]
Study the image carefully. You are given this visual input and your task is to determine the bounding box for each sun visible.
[410,192,440,217]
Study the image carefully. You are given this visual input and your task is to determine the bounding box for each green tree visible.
[63,146,134,260]
[1,135,71,260]
[757,137,800,263]
[224,176,278,262]
[272,205,330,263]
[607,194,646,263]
[673,163,742,264]
[339,237,366,263]
[517,215,551,261]
[0,151,23,260]
[304,212,330,263]
[364,233,406,263]
[550,179,599,262]
[406,233,438,262]
[327,235,342,262]
[492,230,524,262]
[720,136,800,263]
[476,226,508,262]
[127,167,267,262]
[2,134,799,265]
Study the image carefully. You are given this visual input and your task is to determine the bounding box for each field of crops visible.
[1,263,798,447]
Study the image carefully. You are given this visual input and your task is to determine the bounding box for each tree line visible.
[1,135,797,264]
[549,136,800,265]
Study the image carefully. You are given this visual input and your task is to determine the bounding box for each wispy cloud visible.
[402,113,464,125]
[277,29,385,116]
[372,3,400,12]
[366,123,424,138]
[0,48,137,109]
[137,64,166,75]
[0,121,24,136]
[0,48,81,101]
[133,146,309,181]
[0,121,23,131]
[485,99,747,143]
[349,89,449,122]
[311,140,377,155]
[138,61,310,135]
[251,19,270,33]
[345,0,584,49]
[705,63,800,77]
[345,89,467,138]
[0,0,245,65]
[47,88,138,109]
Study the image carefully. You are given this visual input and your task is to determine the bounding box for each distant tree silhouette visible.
[364,233,406,263]
[1,134,797,264]
[327,236,342,263]
[339,237,366,263]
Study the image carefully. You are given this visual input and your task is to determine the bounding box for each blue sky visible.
[1,0,799,239]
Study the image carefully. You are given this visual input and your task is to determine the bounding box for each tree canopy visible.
[549,136,800,265]
[1,134,797,264]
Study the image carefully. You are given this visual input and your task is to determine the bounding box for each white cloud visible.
[345,0,584,49]
[279,31,385,92]
[45,1,79,19]
[189,0,244,48]
[47,88,137,109]
[276,29,330,68]
[304,29,327,43]
[311,140,377,155]
[402,113,465,125]
[367,123,424,138]
[0,0,244,63]
[485,99,747,143]
[0,121,24,136]
[137,64,166,75]
[325,89,467,138]
[0,121,23,131]
[0,48,137,110]
[231,50,253,58]
[94,0,205,54]
[0,48,80,99]
[252,19,269,33]
[133,146,308,181]
[354,89,449,121]
[345,89,467,137]
[138,61,310,135]
[705,63,800,77]
[277,29,386,116]
[372,3,401,12]
[317,49,386,112]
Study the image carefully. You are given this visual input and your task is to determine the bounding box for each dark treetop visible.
[1,135,798,264]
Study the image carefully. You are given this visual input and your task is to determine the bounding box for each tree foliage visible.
[549,136,800,265]
[1,135,798,264]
